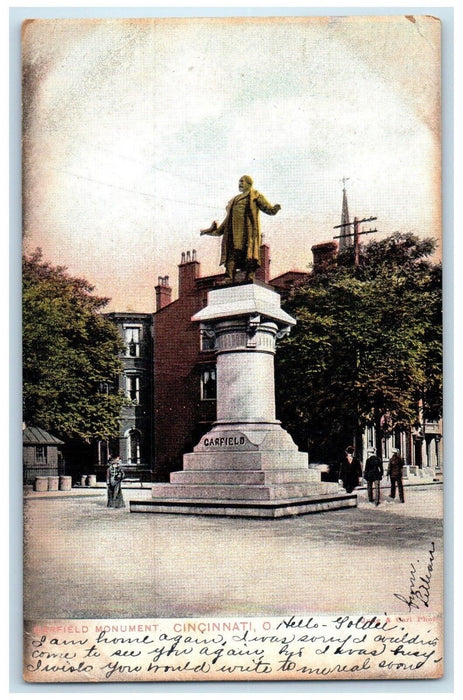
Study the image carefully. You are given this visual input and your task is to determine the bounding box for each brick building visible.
[99,312,154,480]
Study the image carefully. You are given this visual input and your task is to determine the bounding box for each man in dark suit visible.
[388,448,405,503]
[364,448,384,506]
[339,446,362,494]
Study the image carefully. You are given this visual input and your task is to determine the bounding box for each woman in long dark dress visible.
[106,457,125,508]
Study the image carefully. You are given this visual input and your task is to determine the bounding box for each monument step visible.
[169,469,319,485]
[151,482,339,501]
[183,450,308,471]
[130,493,357,518]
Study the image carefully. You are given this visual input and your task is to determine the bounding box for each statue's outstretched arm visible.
[200,221,219,236]
[255,193,281,216]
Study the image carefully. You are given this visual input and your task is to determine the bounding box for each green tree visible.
[275,233,442,463]
[23,249,127,442]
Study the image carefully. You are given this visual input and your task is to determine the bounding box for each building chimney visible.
[155,275,172,311]
[255,244,271,283]
[311,241,338,272]
[178,250,200,297]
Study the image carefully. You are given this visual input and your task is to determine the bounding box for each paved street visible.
[24,483,443,621]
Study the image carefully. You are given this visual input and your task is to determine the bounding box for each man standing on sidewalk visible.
[363,448,383,506]
[339,446,363,494]
[388,448,405,503]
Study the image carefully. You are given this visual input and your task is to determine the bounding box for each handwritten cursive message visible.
[24,614,443,683]
[394,542,435,612]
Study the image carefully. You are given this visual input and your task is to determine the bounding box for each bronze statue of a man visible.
[200,175,281,282]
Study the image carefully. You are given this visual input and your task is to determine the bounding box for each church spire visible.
[339,178,353,252]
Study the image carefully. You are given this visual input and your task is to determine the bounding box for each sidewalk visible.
[23,481,443,620]
[23,475,442,500]
[24,481,151,499]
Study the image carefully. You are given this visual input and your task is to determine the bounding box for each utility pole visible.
[333,216,378,266]
[333,212,378,458]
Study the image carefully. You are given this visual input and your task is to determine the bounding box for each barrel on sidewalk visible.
[48,476,59,491]
[59,475,72,491]
[34,476,49,492]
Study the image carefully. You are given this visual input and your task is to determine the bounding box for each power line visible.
[91,142,207,188]
[51,166,220,210]
[334,216,378,266]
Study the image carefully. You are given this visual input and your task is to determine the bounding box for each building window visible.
[35,445,48,463]
[367,426,374,448]
[126,374,140,404]
[127,429,141,464]
[383,438,391,460]
[201,366,217,400]
[97,440,109,466]
[123,325,141,357]
[109,438,119,460]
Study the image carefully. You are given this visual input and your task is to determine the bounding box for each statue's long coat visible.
[212,188,280,268]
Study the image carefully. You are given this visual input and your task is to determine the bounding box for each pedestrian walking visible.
[106,456,125,508]
[363,448,384,506]
[339,446,363,494]
[387,448,405,503]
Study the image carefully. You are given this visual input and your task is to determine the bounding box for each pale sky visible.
[22,15,441,312]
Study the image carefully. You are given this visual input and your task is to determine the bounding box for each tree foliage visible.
[275,233,442,462]
[23,249,126,441]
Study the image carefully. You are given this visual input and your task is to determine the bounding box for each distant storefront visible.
[23,426,64,484]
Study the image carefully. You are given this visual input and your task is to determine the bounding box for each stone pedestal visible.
[131,282,355,517]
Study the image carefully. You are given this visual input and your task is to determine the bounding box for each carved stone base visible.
[130,494,356,518]
[131,423,353,517]
[133,283,357,518]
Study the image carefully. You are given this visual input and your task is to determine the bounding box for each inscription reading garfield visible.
[202,436,246,448]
